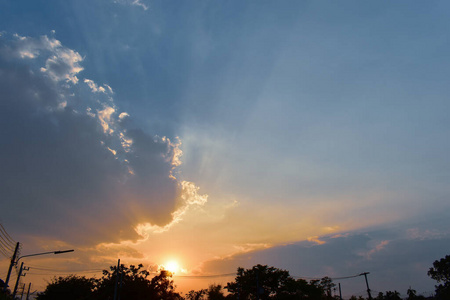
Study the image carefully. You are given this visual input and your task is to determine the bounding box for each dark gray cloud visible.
[0,33,188,245]
[201,221,450,298]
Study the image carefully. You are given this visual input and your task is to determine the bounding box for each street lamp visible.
[3,248,74,294]
[16,249,74,264]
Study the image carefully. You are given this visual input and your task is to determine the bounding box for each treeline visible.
[1,254,449,300]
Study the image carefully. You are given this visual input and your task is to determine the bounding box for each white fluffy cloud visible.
[4,34,84,83]
[0,33,206,246]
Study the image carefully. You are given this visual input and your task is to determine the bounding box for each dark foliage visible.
[428,255,450,299]
[36,264,182,300]
[186,284,225,300]
[36,275,95,300]
[225,264,329,300]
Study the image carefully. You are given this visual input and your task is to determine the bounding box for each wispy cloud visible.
[113,0,149,10]
[307,236,326,245]
[360,240,390,260]
[84,78,113,94]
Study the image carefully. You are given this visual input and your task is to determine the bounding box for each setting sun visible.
[164,260,180,274]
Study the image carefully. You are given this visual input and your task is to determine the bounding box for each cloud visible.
[199,227,450,297]
[135,181,208,235]
[84,78,113,94]
[307,236,326,245]
[97,105,116,134]
[40,47,83,84]
[406,228,448,241]
[0,32,206,246]
[113,0,149,10]
[0,34,84,84]
[360,240,390,260]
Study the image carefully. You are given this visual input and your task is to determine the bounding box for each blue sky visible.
[1,0,450,297]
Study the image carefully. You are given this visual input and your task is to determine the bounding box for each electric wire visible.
[175,272,364,280]
[0,242,11,254]
[292,273,363,281]
[0,238,15,254]
[292,275,322,280]
[0,235,15,252]
[0,239,14,253]
[9,253,370,295]
[26,265,104,272]
[0,223,16,246]
[331,273,364,280]
[174,273,235,279]
[19,264,105,277]
[27,270,104,276]
[0,242,14,256]
[8,272,18,286]
[11,258,370,283]
[0,223,15,242]
[0,247,10,259]
[0,235,15,251]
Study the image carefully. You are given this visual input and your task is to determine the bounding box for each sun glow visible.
[164,260,180,274]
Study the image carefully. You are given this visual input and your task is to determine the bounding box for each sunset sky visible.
[1,0,450,298]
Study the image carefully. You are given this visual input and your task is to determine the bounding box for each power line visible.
[27,266,104,272]
[174,272,364,280]
[0,242,12,254]
[332,274,364,280]
[0,239,14,253]
[0,235,15,252]
[27,270,103,276]
[174,273,235,279]
[0,247,10,259]
[0,223,16,246]
[292,273,364,281]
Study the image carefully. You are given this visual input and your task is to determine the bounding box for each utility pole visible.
[113,259,120,300]
[118,269,123,300]
[4,242,20,292]
[338,283,343,300]
[361,272,372,300]
[26,283,31,300]
[12,262,26,299]
[20,283,25,300]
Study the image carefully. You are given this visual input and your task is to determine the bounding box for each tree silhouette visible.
[186,288,207,300]
[36,264,182,300]
[225,264,327,300]
[226,265,292,299]
[310,276,335,299]
[384,290,401,300]
[0,280,12,300]
[206,284,226,300]
[349,296,365,300]
[406,287,426,300]
[36,275,95,300]
[186,284,225,300]
[428,255,450,299]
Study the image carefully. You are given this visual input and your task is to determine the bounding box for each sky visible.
[1,0,450,298]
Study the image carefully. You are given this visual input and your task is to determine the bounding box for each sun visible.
[164,260,180,274]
